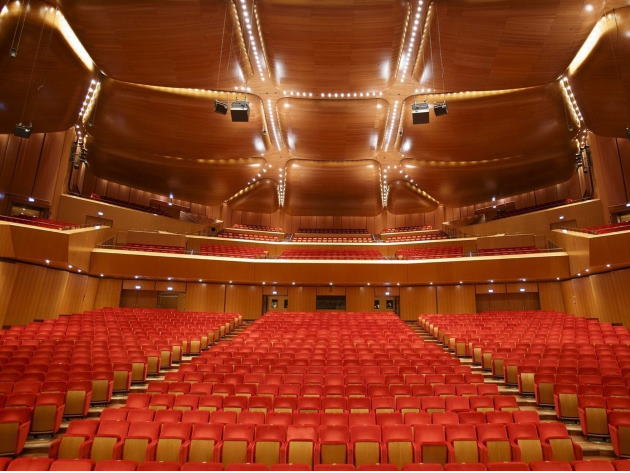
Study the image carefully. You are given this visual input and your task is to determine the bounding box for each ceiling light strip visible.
[281,90,384,99]
[277,167,286,207]
[560,76,585,129]
[266,99,283,150]
[412,1,433,81]
[398,0,425,82]
[78,79,100,125]
[237,0,267,82]
[383,100,401,151]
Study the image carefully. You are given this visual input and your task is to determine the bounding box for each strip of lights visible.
[277,167,286,207]
[380,169,389,208]
[383,100,401,151]
[560,76,585,129]
[78,79,100,124]
[383,164,440,205]
[265,99,283,150]
[398,0,424,82]
[282,90,384,99]
[237,0,267,82]
[413,1,434,81]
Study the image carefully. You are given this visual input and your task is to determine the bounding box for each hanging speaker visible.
[412,102,430,124]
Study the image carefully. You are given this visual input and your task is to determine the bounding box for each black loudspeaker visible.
[214,100,228,115]
[626,127,630,142]
[14,123,32,138]
[412,102,430,124]
[231,101,250,122]
[434,102,448,116]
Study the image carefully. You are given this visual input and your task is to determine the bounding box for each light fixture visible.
[198,279,203,282]
[584,3,594,12]
[68,265,73,269]
[488,289,494,293]
[272,290,277,295]
[167,277,173,281]
[556,277,560,281]
[100,273,104,277]
[228,280,233,284]
[519,288,526,292]
[329,282,333,286]
[45,259,50,264]
[385,291,390,296]
[459,281,463,285]
[167,286,173,291]
[367,283,371,286]
[606,264,611,268]
[429,282,433,285]
[214,100,228,115]
[559,215,564,220]
[77,269,82,273]
[577,273,582,276]
[291,282,296,285]
[262,281,266,285]
[14,123,32,138]
[97,211,104,216]
[135,285,141,290]
[134,275,140,279]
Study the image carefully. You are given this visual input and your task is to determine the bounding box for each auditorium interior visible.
[1,0,630,471]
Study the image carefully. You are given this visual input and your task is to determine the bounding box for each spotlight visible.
[214,100,228,115]
[231,101,250,122]
[9,47,17,58]
[14,123,32,138]
[433,102,448,116]
[411,102,430,124]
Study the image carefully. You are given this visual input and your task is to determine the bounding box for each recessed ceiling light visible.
[45,259,50,264]
[584,3,594,12]
[135,285,141,290]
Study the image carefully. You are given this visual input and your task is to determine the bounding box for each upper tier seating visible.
[381,225,435,233]
[0,308,239,453]
[217,231,282,242]
[291,236,374,243]
[385,232,450,242]
[200,245,268,259]
[49,311,583,469]
[419,311,630,458]
[280,250,385,260]
[489,199,571,221]
[232,224,283,233]
[477,247,540,256]
[396,246,464,260]
[122,244,187,254]
[88,194,169,217]
[297,228,369,234]
[0,215,77,230]
[578,222,630,235]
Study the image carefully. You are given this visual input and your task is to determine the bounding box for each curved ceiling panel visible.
[89,79,268,161]
[285,159,382,216]
[59,0,250,89]
[258,0,408,92]
[0,1,93,133]
[569,7,630,138]
[277,98,389,159]
[386,180,439,214]
[402,153,576,206]
[227,178,279,213]
[88,146,266,205]
[415,0,605,92]
[399,84,576,163]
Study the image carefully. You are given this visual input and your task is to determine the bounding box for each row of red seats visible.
[217,231,281,242]
[477,247,540,256]
[290,237,375,243]
[396,246,464,260]
[232,224,284,233]
[279,250,385,260]
[579,222,630,235]
[381,225,435,233]
[47,419,582,466]
[200,245,268,259]
[296,229,369,234]
[95,407,541,427]
[385,233,449,242]
[124,393,516,413]
[489,199,570,221]
[88,193,169,217]
[122,243,187,254]
[12,458,629,471]
[0,214,77,230]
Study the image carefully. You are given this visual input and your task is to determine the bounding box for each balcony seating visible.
[382,225,435,233]
[490,199,571,221]
[384,232,450,242]
[200,245,268,259]
[477,247,540,256]
[232,224,284,233]
[396,246,464,260]
[279,250,385,260]
[579,222,630,235]
[217,231,282,242]
[0,215,77,230]
[291,236,375,243]
[88,194,169,217]
[297,228,369,234]
[121,243,187,254]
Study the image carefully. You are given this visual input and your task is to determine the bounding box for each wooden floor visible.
[14,319,620,464]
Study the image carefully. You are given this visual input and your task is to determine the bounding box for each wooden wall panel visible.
[399,286,437,321]
[184,283,226,312]
[346,287,375,313]
[539,282,565,312]
[226,285,263,319]
[94,279,122,309]
[436,285,476,314]
[287,286,317,312]
[475,293,540,312]
[0,261,18,327]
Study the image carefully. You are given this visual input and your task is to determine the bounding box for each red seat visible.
[315,464,355,470]
[444,463,487,471]
[137,461,181,470]
[529,461,572,471]
[477,424,513,463]
[383,424,415,467]
[94,460,138,470]
[286,425,318,467]
[319,425,350,465]
[6,458,53,471]
[49,459,94,471]
[121,421,160,463]
[0,407,32,456]
[50,419,100,459]
[181,462,224,471]
[188,424,223,463]
[486,462,529,471]
[221,424,255,465]
[402,464,444,471]
[572,460,615,470]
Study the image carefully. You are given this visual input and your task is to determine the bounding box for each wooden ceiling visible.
[277,98,389,160]
[1,0,627,214]
[0,0,93,133]
[569,6,630,138]
[387,179,438,214]
[284,159,382,216]
[58,0,250,89]
[257,0,408,92]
